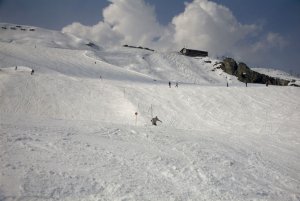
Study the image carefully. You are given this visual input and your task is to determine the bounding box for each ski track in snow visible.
[1,119,300,201]
[0,26,300,200]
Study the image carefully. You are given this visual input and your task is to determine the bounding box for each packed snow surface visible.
[1,24,300,201]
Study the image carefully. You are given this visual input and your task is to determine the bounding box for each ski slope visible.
[1,24,300,201]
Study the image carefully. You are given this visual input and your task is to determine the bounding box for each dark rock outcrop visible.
[221,58,290,86]
[123,45,154,52]
[86,42,100,50]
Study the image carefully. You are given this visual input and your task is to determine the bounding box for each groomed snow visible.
[1,24,300,201]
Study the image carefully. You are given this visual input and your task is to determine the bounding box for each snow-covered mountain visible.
[1,24,299,201]
[0,23,101,50]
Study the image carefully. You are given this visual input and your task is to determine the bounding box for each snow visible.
[0,23,97,50]
[252,67,296,80]
[1,24,300,201]
[252,67,300,86]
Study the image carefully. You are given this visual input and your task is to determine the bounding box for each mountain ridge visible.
[1,22,298,85]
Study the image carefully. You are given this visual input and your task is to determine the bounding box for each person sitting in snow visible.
[151,116,162,126]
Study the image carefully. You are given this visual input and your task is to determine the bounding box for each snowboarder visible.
[31,69,34,75]
[151,116,162,126]
[169,81,171,88]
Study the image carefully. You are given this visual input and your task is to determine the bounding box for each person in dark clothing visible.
[31,69,34,75]
[15,66,17,70]
[175,82,178,88]
[169,81,171,88]
[151,116,162,126]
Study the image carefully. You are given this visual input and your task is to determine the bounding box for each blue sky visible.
[0,0,299,73]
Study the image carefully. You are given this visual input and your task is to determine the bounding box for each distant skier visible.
[169,81,171,88]
[31,69,34,75]
[226,82,228,87]
[15,66,17,70]
[266,81,269,87]
[245,82,248,87]
[151,116,162,126]
[175,82,178,88]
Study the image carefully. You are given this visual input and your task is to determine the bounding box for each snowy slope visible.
[252,67,300,86]
[0,23,100,50]
[1,24,300,201]
[88,48,231,85]
[252,67,298,80]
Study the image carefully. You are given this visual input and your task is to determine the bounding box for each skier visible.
[169,81,171,88]
[31,69,34,75]
[175,82,178,88]
[15,66,17,70]
[151,116,162,126]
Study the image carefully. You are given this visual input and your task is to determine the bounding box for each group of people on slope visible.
[169,81,179,88]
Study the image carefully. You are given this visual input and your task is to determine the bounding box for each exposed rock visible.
[289,80,300,87]
[289,83,300,87]
[86,42,100,50]
[123,45,154,52]
[221,58,290,86]
[222,58,238,75]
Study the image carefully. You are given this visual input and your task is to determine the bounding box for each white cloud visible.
[251,32,288,52]
[63,22,123,47]
[63,0,164,48]
[103,0,164,45]
[62,0,288,66]
[171,0,259,56]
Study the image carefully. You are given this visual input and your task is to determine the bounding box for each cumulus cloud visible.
[63,22,123,47]
[171,0,259,56]
[102,0,164,45]
[62,0,288,66]
[63,0,164,48]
